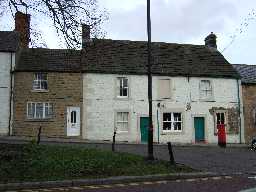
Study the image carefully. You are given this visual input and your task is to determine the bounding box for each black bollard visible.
[37,126,42,145]
[167,142,175,165]
[112,131,116,152]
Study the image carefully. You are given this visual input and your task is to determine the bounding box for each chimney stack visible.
[15,11,31,48]
[82,24,90,48]
[204,32,217,49]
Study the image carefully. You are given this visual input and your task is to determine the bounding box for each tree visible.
[0,0,108,48]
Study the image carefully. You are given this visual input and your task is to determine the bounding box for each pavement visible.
[0,136,255,191]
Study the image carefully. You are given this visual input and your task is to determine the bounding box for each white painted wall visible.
[83,73,244,144]
[0,52,14,135]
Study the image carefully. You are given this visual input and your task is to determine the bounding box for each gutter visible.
[237,79,242,144]
[8,53,14,136]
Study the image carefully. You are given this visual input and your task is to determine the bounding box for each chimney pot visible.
[15,11,31,48]
[82,24,90,49]
[205,32,217,49]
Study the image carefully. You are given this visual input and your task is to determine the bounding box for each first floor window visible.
[116,112,129,132]
[33,73,48,90]
[163,112,182,132]
[199,80,213,100]
[27,102,53,119]
[117,77,128,98]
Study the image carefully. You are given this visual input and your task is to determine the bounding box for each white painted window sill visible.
[31,89,49,93]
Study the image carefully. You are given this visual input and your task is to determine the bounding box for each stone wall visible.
[83,73,244,144]
[242,84,256,143]
[13,72,82,137]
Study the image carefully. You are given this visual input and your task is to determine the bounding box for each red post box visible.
[217,124,226,147]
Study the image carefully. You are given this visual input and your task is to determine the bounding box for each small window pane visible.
[71,111,76,123]
[163,122,171,130]
[174,113,181,121]
[174,122,181,130]
[123,79,128,87]
[163,113,171,121]
[122,88,128,97]
[36,103,43,118]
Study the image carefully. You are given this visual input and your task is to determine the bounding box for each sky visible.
[1,0,256,65]
[98,0,256,65]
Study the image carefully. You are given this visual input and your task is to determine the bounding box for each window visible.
[117,77,128,98]
[27,102,53,119]
[71,111,76,124]
[116,112,129,132]
[215,112,226,134]
[163,112,182,132]
[158,79,171,99]
[199,80,213,100]
[32,73,48,90]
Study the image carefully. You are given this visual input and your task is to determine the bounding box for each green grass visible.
[0,143,193,183]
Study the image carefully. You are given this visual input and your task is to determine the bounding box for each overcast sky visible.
[97,0,256,65]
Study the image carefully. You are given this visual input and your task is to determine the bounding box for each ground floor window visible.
[27,102,53,119]
[116,112,129,132]
[163,112,182,132]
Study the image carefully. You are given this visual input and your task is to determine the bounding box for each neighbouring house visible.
[11,12,83,138]
[81,33,244,144]
[0,11,28,135]
[13,48,82,137]
[0,31,19,135]
[233,64,256,144]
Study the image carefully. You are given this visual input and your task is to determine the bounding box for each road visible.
[6,174,256,192]
[50,142,256,174]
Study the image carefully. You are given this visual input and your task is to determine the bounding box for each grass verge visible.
[0,143,194,183]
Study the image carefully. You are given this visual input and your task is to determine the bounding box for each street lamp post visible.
[147,0,154,160]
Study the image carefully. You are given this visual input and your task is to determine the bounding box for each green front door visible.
[140,117,149,143]
[194,117,205,142]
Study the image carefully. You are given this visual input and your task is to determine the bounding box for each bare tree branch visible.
[1,0,108,48]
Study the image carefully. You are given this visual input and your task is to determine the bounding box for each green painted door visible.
[140,117,149,143]
[194,117,205,142]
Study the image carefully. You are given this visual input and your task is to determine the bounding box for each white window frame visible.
[162,112,182,133]
[27,102,53,120]
[199,80,213,100]
[32,73,48,91]
[115,111,129,133]
[117,77,129,98]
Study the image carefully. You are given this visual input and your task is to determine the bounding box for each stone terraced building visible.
[81,37,244,144]
[233,64,256,144]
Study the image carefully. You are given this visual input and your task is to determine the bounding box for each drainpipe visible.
[8,52,14,136]
[237,79,242,144]
[157,106,160,144]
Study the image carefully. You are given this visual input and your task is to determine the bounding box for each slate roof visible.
[15,48,81,72]
[232,64,256,84]
[0,31,19,52]
[81,39,240,79]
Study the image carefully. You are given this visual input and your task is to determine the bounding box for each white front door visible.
[67,107,80,136]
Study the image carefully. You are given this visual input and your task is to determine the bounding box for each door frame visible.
[192,114,207,143]
[66,106,81,137]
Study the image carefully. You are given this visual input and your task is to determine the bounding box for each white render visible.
[83,73,244,144]
[0,52,15,135]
